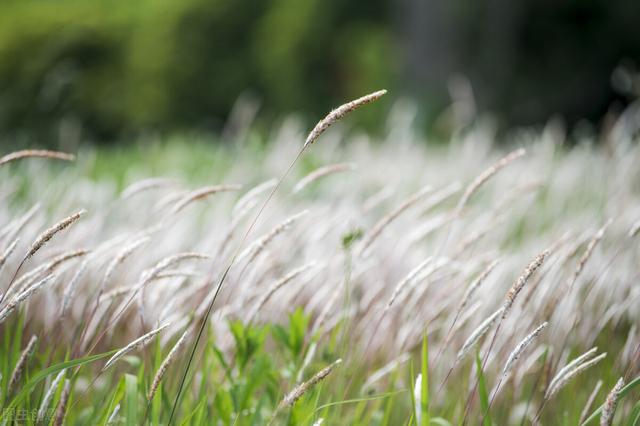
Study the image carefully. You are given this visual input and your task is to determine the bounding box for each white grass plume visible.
[569,220,611,288]
[503,250,548,317]
[386,257,432,310]
[278,359,342,409]
[38,370,66,422]
[548,347,599,394]
[247,262,317,323]
[52,379,71,426]
[233,179,278,219]
[2,203,40,244]
[359,185,432,255]
[545,352,607,399]
[121,178,178,199]
[310,286,341,336]
[304,90,387,148]
[293,163,356,193]
[458,260,500,315]
[171,184,242,214]
[0,274,55,324]
[10,249,87,299]
[61,260,88,316]
[139,253,210,288]
[237,210,308,266]
[0,238,19,275]
[7,335,38,395]
[25,210,86,260]
[456,307,505,362]
[100,236,150,291]
[456,148,526,213]
[501,322,548,377]
[148,329,190,401]
[363,353,410,390]
[600,377,624,426]
[102,322,170,371]
[0,150,75,166]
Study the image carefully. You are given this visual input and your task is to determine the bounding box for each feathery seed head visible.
[304,90,387,148]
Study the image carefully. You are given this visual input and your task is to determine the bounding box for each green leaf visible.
[229,320,269,371]
[475,351,492,426]
[212,345,233,383]
[342,229,363,249]
[271,324,290,353]
[214,388,234,424]
[288,308,309,359]
[125,373,138,426]
[101,379,124,426]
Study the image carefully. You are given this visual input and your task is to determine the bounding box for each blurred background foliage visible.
[0,0,639,146]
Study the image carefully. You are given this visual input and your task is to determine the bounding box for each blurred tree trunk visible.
[398,0,456,110]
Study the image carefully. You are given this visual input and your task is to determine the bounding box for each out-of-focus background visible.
[1,0,639,147]
[2,3,640,424]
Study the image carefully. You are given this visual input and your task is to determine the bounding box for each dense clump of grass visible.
[0,91,638,424]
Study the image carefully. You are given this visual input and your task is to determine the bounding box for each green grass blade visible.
[302,391,407,424]
[581,375,640,425]
[420,333,430,426]
[431,418,453,426]
[409,360,417,426]
[381,370,399,426]
[125,373,138,426]
[179,397,206,426]
[1,349,117,420]
[475,351,492,426]
[627,401,640,426]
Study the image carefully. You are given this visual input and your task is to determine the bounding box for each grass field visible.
[0,93,639,425]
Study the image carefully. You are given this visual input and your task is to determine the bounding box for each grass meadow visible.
[0,93,639,425]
